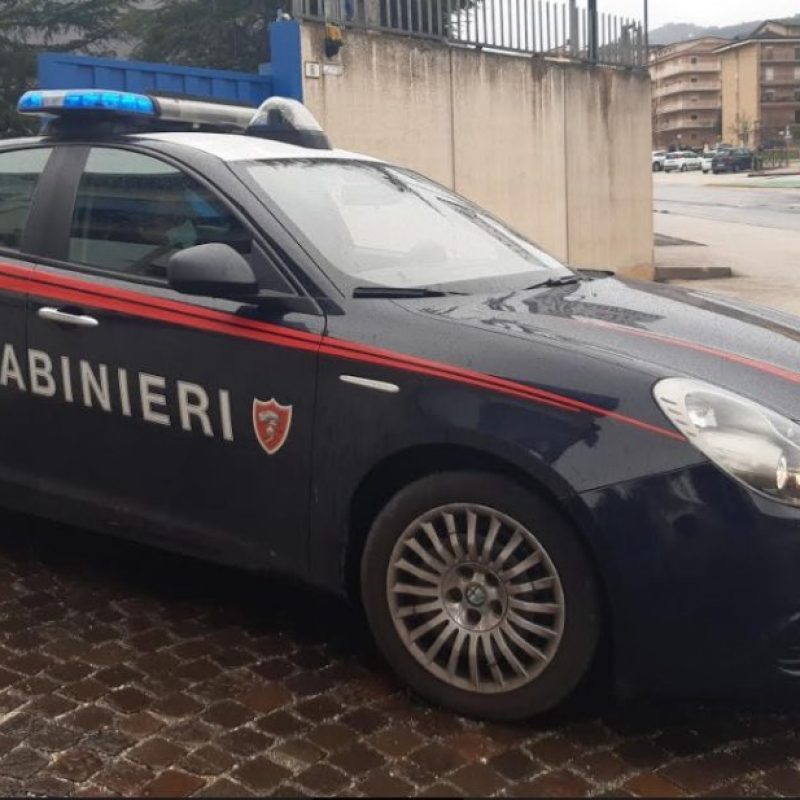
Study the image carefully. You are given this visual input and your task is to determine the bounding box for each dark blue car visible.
[2,89,799,721]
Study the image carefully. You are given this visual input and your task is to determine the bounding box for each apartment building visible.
[716,20,800,148]
[650,37,728,150]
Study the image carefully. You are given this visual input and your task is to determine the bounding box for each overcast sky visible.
[599,0,799,29]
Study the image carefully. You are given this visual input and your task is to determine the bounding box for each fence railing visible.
[292,0,647,68]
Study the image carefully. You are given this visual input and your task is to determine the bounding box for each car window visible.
[238,159,569,293]
[0,148,53,254]
[68,148,252,281]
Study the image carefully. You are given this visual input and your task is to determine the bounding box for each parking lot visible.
[0,511,796,797]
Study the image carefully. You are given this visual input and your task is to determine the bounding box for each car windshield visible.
[236,159,571,293]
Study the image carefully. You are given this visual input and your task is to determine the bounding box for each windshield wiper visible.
[526,274,581,290]
[352,286,464,299]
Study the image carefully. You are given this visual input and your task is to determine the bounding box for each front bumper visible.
[578,463,800,694]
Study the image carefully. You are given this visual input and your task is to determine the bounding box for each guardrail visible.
[293,0,647,68]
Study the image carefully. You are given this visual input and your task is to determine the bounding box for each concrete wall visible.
[300,23,653,278]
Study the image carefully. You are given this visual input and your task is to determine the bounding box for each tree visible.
[0,0,130,137]
[125,0,282,73]
[728,112,753,147]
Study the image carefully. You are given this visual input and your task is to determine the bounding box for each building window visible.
[764,90,776,101]
[795,89,800,101]
[796,110,800,123]
[691,133,697,139]
[690,56,698,64]
[794,66,800,80]
[691,114,698,120]
[691,77,698,83]
[765,47,774,60]
[764,66,775,81]
[796,47,800,60]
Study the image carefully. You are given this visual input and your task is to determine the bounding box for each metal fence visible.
[292,0,647,68]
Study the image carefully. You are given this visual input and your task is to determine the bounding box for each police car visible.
[3,89,800,721]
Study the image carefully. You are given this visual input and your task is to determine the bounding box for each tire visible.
[360,471,600,721]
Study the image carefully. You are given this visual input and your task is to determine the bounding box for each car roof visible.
[0,131,379,165]
[0,131,378,164]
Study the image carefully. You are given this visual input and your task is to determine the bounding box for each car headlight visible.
[654,377,800,506]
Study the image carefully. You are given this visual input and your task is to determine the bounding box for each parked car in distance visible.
[652,150,667,172]
[701,150,716,173]
[712,148,754,173]
[663,151,703,173]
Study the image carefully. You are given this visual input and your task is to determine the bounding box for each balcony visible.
[762,95,800,105]
[655,116,719,133]
[653,80,720,98]
[761,76,800,87]
[656,99,720,114]
[653,61,719,80]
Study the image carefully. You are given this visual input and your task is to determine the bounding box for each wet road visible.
[0,511,799,796]
[654,173,800,232]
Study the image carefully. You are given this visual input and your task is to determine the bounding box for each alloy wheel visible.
[386,503,565,694]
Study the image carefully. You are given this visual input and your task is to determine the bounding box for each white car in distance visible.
[701,151,716,173]
[663,151,703,173]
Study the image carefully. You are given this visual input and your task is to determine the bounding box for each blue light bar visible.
[17,90,157,117]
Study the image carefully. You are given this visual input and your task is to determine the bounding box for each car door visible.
[26,144,324,574]
[0,145,56,503]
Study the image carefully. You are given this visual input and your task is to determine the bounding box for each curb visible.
[654,265,733,282]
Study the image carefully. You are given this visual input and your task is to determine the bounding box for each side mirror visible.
[168,243,259,298]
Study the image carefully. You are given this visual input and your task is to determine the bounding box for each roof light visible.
[246,97,332,150]
[18,89,157,117]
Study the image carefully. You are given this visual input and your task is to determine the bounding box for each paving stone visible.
[297,762,350,794]
[489,748,539,781]
[409,742,466,776]
[306,722,360,752]
[141,769,204,797]
[51,748,105,782]
[241,684,292,714]
[117,711,166,738]
[202,700,255,729]
[418,782,465,797]
[62,704,114,731]
[450,762,508,796]
[358,767,415,797]
[294,694,344,722]
[369,727,425,758]
[0,746,48,779]
[27,722,83,751]
[508,769,592,797]
[95,759,154,795]
[329,741,386,776]
[129,737,187,768]
[662,753,744,794]
[216,727,273,758]
[232,756,292,792]
[257,711,309,738]
[340,707,387,734]
[181,744,237,776]
[447,731,504,763]
[527,735,583,766]
[624,772,687,797]
[106,686,151,713]
[272,738,326,768]
[762,765,800,796]
[151,691,203,717]
[196,778,256,797]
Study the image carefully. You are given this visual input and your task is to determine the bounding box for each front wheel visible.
[360,472,600,720]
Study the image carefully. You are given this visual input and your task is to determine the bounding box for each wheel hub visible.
[387,504,565,694]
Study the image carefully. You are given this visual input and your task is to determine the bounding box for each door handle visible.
[37,307,100,329]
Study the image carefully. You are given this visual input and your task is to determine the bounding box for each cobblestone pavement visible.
[0,511,797,797]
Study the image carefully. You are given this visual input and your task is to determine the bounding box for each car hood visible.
[397,276,800,416]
